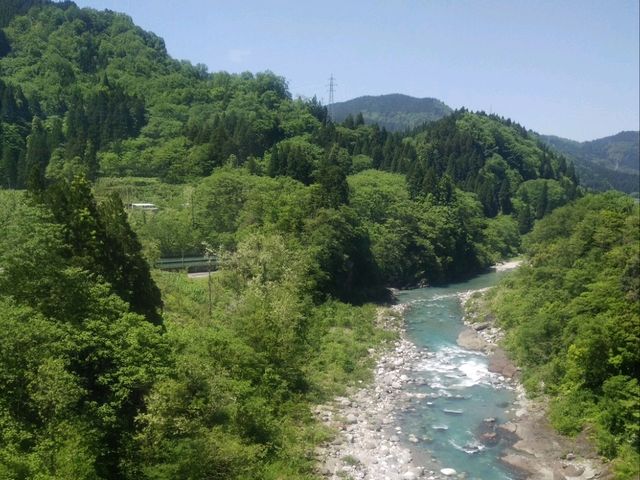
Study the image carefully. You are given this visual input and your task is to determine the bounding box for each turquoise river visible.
[396,269,523,479]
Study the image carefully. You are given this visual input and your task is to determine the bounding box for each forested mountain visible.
[330,93,452,131]
[541,131,639,194]
[543,131,639,174]
[0,0,316,187]
[2,1,631,479]
[0,0,580,243]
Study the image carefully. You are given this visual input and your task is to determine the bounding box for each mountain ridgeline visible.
[541,131,640,194]
[1,2,636,479]
[330,93,452,131]
[0,1,578,222]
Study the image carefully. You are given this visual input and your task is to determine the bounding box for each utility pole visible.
[327,74,336,121]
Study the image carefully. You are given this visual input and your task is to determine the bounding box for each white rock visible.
[440,467,457,476]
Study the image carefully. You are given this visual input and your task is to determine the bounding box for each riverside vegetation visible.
[486,192,640,478]
[0,1,637,479]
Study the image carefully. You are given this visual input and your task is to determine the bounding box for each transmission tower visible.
[327,74,336,120]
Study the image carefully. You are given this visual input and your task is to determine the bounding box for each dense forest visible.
[487,192,639,478]
[0,1,636,479]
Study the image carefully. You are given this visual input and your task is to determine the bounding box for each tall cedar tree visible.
[42,176,163,325]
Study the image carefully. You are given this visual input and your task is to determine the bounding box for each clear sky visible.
[73,0,639,141]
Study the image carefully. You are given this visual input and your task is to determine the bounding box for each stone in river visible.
[440,467,457,476]
[480,432,498,444]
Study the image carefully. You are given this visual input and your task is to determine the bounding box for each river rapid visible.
[318,267,526,480]
[396,269,522,479]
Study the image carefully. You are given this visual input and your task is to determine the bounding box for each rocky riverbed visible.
[316,306,461,480]
[316,260,610,480]
[457,267,612,480]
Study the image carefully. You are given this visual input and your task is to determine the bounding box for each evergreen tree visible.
[267,145,281,177]
[498,178,513,214]
[536,181,549,219]
[343,114,355,129]
[98,194,164,325]
[315,144,350,208]
[567,161,579,184]
[24,117,49,191]
[0,85,17,122]
[518,203,533,233]
[0,30,10,58]
[421,167,438,196]
[65,94,87,160]
[540,154,554,179]
[0,124,24,188]
[435,174,455,204]
[46,116,65,152]
[44,176,163,325]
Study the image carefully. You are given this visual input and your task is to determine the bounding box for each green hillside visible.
[2,2,633,479]
[488,192,639,477]
[0,1,579,233]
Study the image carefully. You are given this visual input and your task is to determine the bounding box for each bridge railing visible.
[155,256,215,272]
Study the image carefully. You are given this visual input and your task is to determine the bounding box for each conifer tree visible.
[315,144,349,208]
[43,176,163,325]
[498,178,513,214]
[536,181,549,219]
[25,117,49,191]
[518,203,533,233]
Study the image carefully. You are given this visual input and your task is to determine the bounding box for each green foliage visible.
[0,184,396,478]
[267,136,323,184]
[490,192,640,476]
[406,111,579,217]
[347,169,508,285]
[140,236,391,478]
[41,175,163,324]
[0,3,603,478]
[0,189,168,479]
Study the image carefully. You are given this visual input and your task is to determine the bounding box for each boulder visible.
[480,432,498,444]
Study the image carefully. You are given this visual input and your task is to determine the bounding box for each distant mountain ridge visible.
[541,131,639,194]
[542,131,639,174]
[330,94,452,131]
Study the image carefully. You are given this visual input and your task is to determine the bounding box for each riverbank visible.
[316,306,459,480]
[458,281,612,480]
[316,260,610,480]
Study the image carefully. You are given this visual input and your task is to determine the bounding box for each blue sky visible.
[73,0,639,141]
